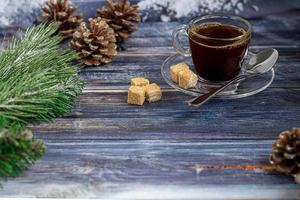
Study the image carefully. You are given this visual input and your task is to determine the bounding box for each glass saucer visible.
[161,53,275,99]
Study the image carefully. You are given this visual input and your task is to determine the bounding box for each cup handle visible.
[172,25,191,57]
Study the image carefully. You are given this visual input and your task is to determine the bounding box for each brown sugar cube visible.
[131,77,150,86]
[178,69,198,89]
[127,86,146,106]
[170,62,190,83]
[146,83,162,103]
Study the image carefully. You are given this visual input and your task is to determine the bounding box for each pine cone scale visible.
[68,16,82,23]
[70,40,82,49]
[271,152,284,163]
[284,152,296,159]
[89,44,99,51]
[296,158,300,167]
[276,162,295,174]
[81,50,92,57]
[83,57,101,66]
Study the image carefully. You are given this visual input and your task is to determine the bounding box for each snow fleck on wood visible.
[0,0,46,27]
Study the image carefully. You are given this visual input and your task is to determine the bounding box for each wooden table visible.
[0,12,299,199]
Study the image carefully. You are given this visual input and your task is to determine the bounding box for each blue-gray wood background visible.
[0,0,299,28]
[0,0,299,199]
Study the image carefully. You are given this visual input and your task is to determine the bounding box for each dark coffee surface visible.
[194,22,245,39]
[189,22,250,81]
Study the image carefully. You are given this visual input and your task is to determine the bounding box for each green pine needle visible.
[0,23,84,181]
[0,115,45,179]
[0,23,84,125]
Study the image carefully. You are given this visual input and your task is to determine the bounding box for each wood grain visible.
[0,14,299,199]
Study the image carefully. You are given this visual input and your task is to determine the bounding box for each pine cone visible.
[41,0,83,38]
[270,128,300,182]
[70,17,117,66]
[97,0,141,42]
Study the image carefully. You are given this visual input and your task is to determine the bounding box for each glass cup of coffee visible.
[173,15,252,83]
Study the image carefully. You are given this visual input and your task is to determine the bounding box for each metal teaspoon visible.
[188,48,279,107]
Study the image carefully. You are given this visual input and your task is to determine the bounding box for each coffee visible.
[189,22,250,81]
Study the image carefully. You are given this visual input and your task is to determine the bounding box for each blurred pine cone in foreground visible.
[270,128,300,183]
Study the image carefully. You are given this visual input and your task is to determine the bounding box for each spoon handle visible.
[188,74,248,107]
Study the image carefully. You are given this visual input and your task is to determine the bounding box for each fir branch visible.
[0,115,45,179]
[0,23,84,124]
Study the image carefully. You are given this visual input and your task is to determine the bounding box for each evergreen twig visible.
[0,115,45,179]
[0,23,84,180]
[0,23,84,125]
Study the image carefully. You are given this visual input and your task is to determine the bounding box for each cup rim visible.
[188,14,252,41]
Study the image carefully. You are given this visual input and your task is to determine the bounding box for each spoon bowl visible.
[247,48,279,74]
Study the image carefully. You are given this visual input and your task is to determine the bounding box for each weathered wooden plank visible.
[30,88,300,141]
[79,55,300,90]
[0,139,299,198]
[1,141,291,185]
[123,33,300,48]
[2,17,300,41]
[0,140,298,184]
